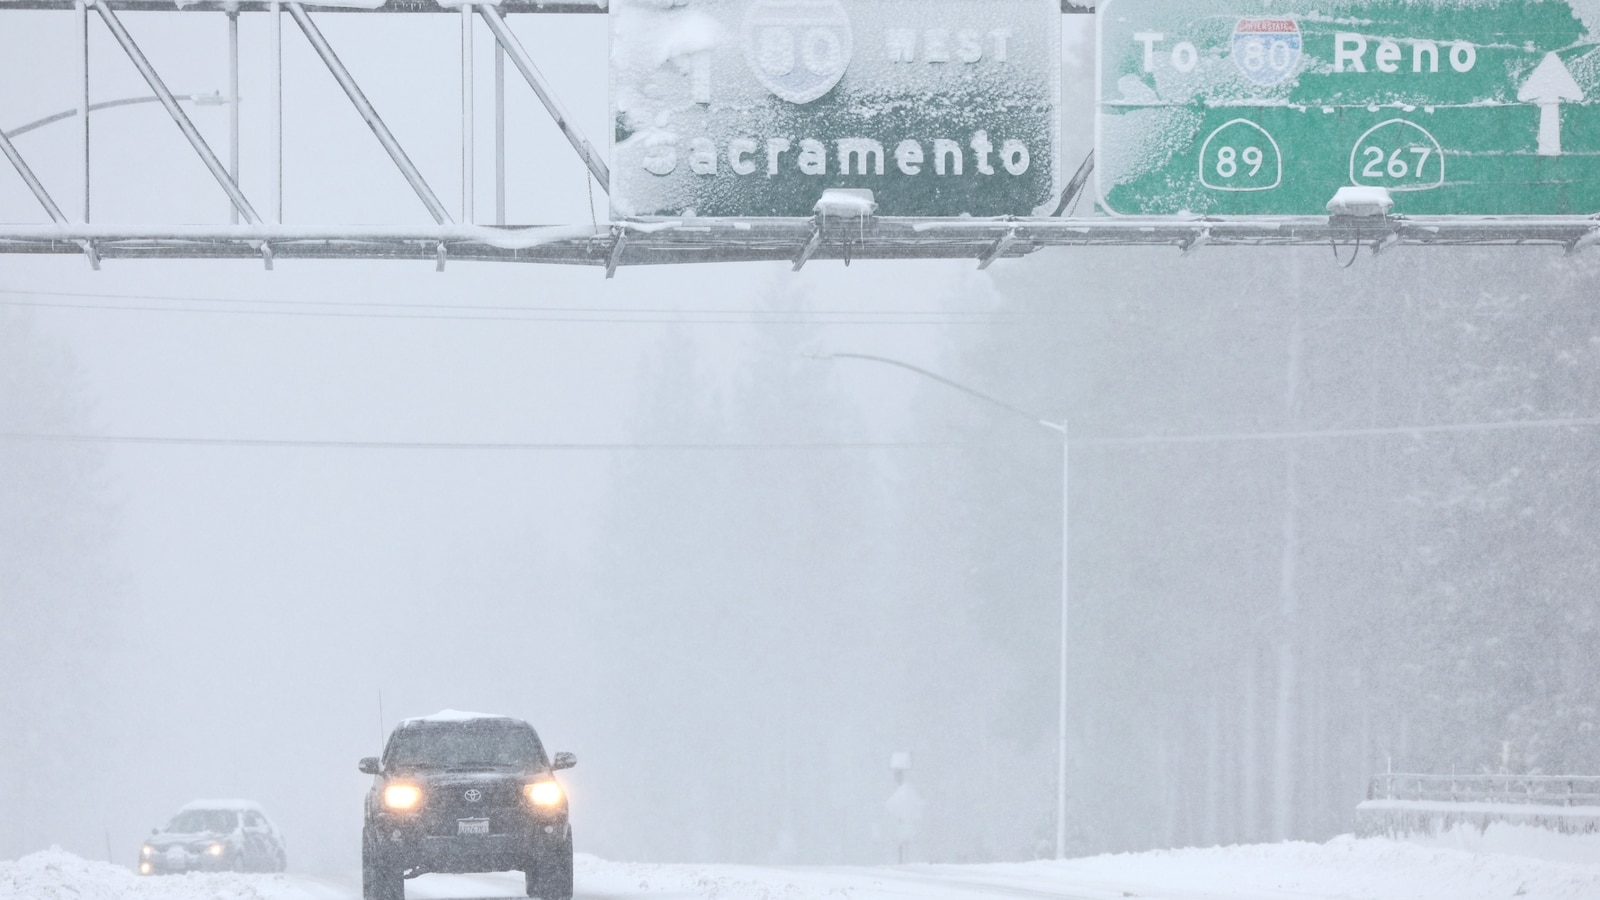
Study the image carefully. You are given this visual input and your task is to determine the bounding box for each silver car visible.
[139,799,287,874]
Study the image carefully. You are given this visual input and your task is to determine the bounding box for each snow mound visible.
[573,835,1600,900]
[0,848,325,900]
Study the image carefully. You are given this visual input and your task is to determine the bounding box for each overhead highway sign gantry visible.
[2,0,1600,271]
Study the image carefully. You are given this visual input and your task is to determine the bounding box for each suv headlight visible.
[207,843,226,857]
[383,784,422,810]
[524,781,562,806]
[140,845,154,859]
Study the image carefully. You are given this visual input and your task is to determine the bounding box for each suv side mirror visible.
[551,752,577,771]
[359,757,381,775]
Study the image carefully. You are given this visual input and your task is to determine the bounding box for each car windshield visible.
[164,809,238,834]
[386,721,546,769]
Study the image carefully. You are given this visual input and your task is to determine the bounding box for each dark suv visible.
[359,710,576,900]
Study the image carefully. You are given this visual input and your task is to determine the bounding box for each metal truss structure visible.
[2,0,1597,273]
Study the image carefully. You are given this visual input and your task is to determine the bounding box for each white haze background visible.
[4,7,1600,884]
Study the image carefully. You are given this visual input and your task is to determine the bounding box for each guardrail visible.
[1356,773,1600,837]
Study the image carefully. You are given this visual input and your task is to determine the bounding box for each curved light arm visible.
[4,92,228,140]
[815,351,1065,435]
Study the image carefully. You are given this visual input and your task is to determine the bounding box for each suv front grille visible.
[420,804,529,836]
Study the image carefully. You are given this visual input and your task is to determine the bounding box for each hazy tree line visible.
[0,310,117,861]
[587,249,1600,863]
[917,247,1600,853]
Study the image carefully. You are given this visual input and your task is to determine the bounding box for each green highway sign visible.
[1096,0,1600,216]
[610,0,1060,218]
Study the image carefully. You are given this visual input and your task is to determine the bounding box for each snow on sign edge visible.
[399,708,517,724]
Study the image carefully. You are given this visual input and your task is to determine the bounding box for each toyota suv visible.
[359,710,576,900]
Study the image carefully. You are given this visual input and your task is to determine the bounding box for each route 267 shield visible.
[1231,18,1301,87]
[740,0,854,104]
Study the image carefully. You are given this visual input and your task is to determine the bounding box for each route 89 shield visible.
[741,0,853,104]
[1231,17,1301,86]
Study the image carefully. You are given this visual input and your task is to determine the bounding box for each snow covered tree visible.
[0,309,117,859]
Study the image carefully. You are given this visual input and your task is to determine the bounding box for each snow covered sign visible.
[1097,0,1600,216]
[610,0,1061,218]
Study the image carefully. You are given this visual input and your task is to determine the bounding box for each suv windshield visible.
[386,722,546,769]
[165,809,238,834]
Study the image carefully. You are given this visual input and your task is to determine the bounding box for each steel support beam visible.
[1,131,70,224]
[461,2,474,224]
[269,0,282,223]
[494,39,505,226]
[478,5,609,193]
[286,1,454,224]
[228,8,241,224]
[605,226,626,278]
[978,227,1021,270]
[3,215,1598,268]
[0,1,1099,10]
[1,129,99,267]
[93,0,262,223]
[77,0,89,222]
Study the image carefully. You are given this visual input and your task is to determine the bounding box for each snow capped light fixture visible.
[814,188,878,220]
[1326,186,1394,218]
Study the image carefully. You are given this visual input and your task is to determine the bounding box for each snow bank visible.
[0,848,335,900]
[9,836,1600,900]
[572,836,1600,900]
[1402,822,1600,866]
[1019,836,1600,900]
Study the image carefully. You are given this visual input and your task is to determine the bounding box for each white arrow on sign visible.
[1518,52,1584,156]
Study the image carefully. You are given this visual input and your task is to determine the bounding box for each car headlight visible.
[140,845,153,859]
[139,861,152,875]
[524,781,562,806]
[383,784,422,810]
[207,843,225,857]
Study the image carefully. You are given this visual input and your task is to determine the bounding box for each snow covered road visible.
[7,831,1600,900]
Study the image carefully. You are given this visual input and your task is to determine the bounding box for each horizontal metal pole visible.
[0,223,602,244]
[0,1,613,11]
[3,215,1599,241]
[0,1,1094,12]
[0,215,1596,269]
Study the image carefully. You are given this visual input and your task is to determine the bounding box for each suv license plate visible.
[457,818,490,836]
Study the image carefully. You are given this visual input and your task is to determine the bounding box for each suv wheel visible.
[524,838,573,900]
[361,834,404,900]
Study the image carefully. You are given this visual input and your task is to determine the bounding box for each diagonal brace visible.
[978,227,1022,269]
[792,222,823,271]
[287,2,453,225]
[2,129,99,268]
[0,130,69,224]
[605,226,627,278]
[93,0,259,224]
[478,5,609,194]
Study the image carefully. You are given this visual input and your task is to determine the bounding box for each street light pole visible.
[1054,417,1068,860]
[816,351,1073,859]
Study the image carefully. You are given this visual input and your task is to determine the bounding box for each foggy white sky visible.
[0,6,1097,871]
